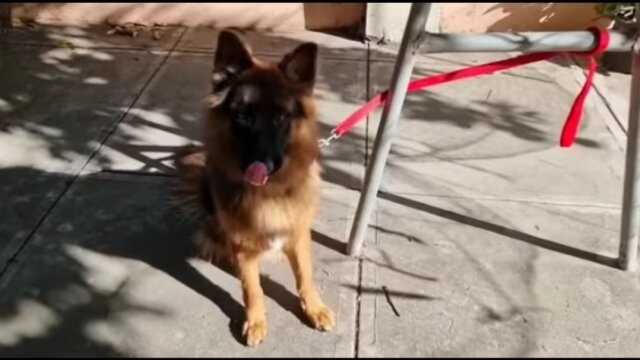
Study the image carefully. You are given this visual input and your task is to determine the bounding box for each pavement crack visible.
[353,256,364,358]
[576,335,621,348]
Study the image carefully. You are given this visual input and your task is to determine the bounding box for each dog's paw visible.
[243,318,268,347]
[304,304,336,331]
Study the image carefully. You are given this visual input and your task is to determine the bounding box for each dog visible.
[171,30,335,347]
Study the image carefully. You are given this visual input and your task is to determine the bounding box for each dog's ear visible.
[279,43,318,89]
[212,30,253,93]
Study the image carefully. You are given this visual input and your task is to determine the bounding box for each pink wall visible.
[9,3,613,33]
[10,3,365,32]
[440,3,613,33]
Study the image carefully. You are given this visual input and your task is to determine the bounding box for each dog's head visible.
[206,30,319,187]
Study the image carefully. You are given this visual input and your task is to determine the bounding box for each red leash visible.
[319,28,610,149]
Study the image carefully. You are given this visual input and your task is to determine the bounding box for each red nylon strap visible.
[560,27,610,147]
[332,27,610,149]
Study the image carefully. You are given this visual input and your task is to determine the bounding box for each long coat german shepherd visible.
[172,30,335,347]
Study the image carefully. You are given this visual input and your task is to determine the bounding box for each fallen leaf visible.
[12,18,24,27]
[60,41,74,50]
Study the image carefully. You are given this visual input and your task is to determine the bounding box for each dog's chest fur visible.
[209,162,319,259]
[263,235,286,261]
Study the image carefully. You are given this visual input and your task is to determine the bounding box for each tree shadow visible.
[0,166,249,354]
[371,195,556,357]
[377,191,618,269]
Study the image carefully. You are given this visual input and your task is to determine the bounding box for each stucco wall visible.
[440,3,612,33]
[9,3,365,32]
[6,3,614,34]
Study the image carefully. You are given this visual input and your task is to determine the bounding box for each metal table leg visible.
[347,3,432,257]
[0,3,11,28]
[345,3,639,269]
[618,6,640,272]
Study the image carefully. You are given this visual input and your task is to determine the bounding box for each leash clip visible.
[318,130,340,148]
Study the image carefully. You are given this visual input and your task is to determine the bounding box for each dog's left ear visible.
[212,30,253,93]
[279,43,318,88]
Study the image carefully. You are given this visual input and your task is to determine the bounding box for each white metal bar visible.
[619,50,640,271]
[423,31,633,54]
[347,3,432,257]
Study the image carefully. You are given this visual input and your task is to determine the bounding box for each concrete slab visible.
[1,24,185,50]
[359,194,640,357]
[92,49,368,190]
[0,44,165,174]
[0,173,359,357]
[0,169,70,270]
[176,27,368,61]
[365,59,625,206]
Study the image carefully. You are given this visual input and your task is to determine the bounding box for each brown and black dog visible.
[172,30,334,347]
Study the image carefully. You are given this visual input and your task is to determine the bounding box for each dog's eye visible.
[275,114,288,125]
[236,109,251,127]
[292,101,305,119]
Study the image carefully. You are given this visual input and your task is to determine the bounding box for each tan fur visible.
[172,31,334,347]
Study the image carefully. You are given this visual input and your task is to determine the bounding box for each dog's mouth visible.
[244,161,274,187]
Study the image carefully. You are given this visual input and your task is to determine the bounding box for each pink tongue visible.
[244,162,269,186]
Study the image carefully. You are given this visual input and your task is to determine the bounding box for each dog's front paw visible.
[304,303,335,331]
[243,317,268,347]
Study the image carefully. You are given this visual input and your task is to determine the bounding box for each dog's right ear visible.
[211,30,253,94]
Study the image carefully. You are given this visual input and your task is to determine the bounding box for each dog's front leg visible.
[235,250,267,346]
[285,229,336,331]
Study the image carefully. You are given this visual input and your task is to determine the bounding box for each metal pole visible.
[423,31,633,54]
[619,4,640,272]
[0,3,11,28]
[347,3,432,257]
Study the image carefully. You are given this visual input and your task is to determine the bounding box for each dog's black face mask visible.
[225,79,297,186]
[210,30,317,187]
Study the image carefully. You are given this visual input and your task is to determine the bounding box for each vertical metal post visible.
[0,3,11,28]
[347,3,432,257]
[618,3,640,272]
